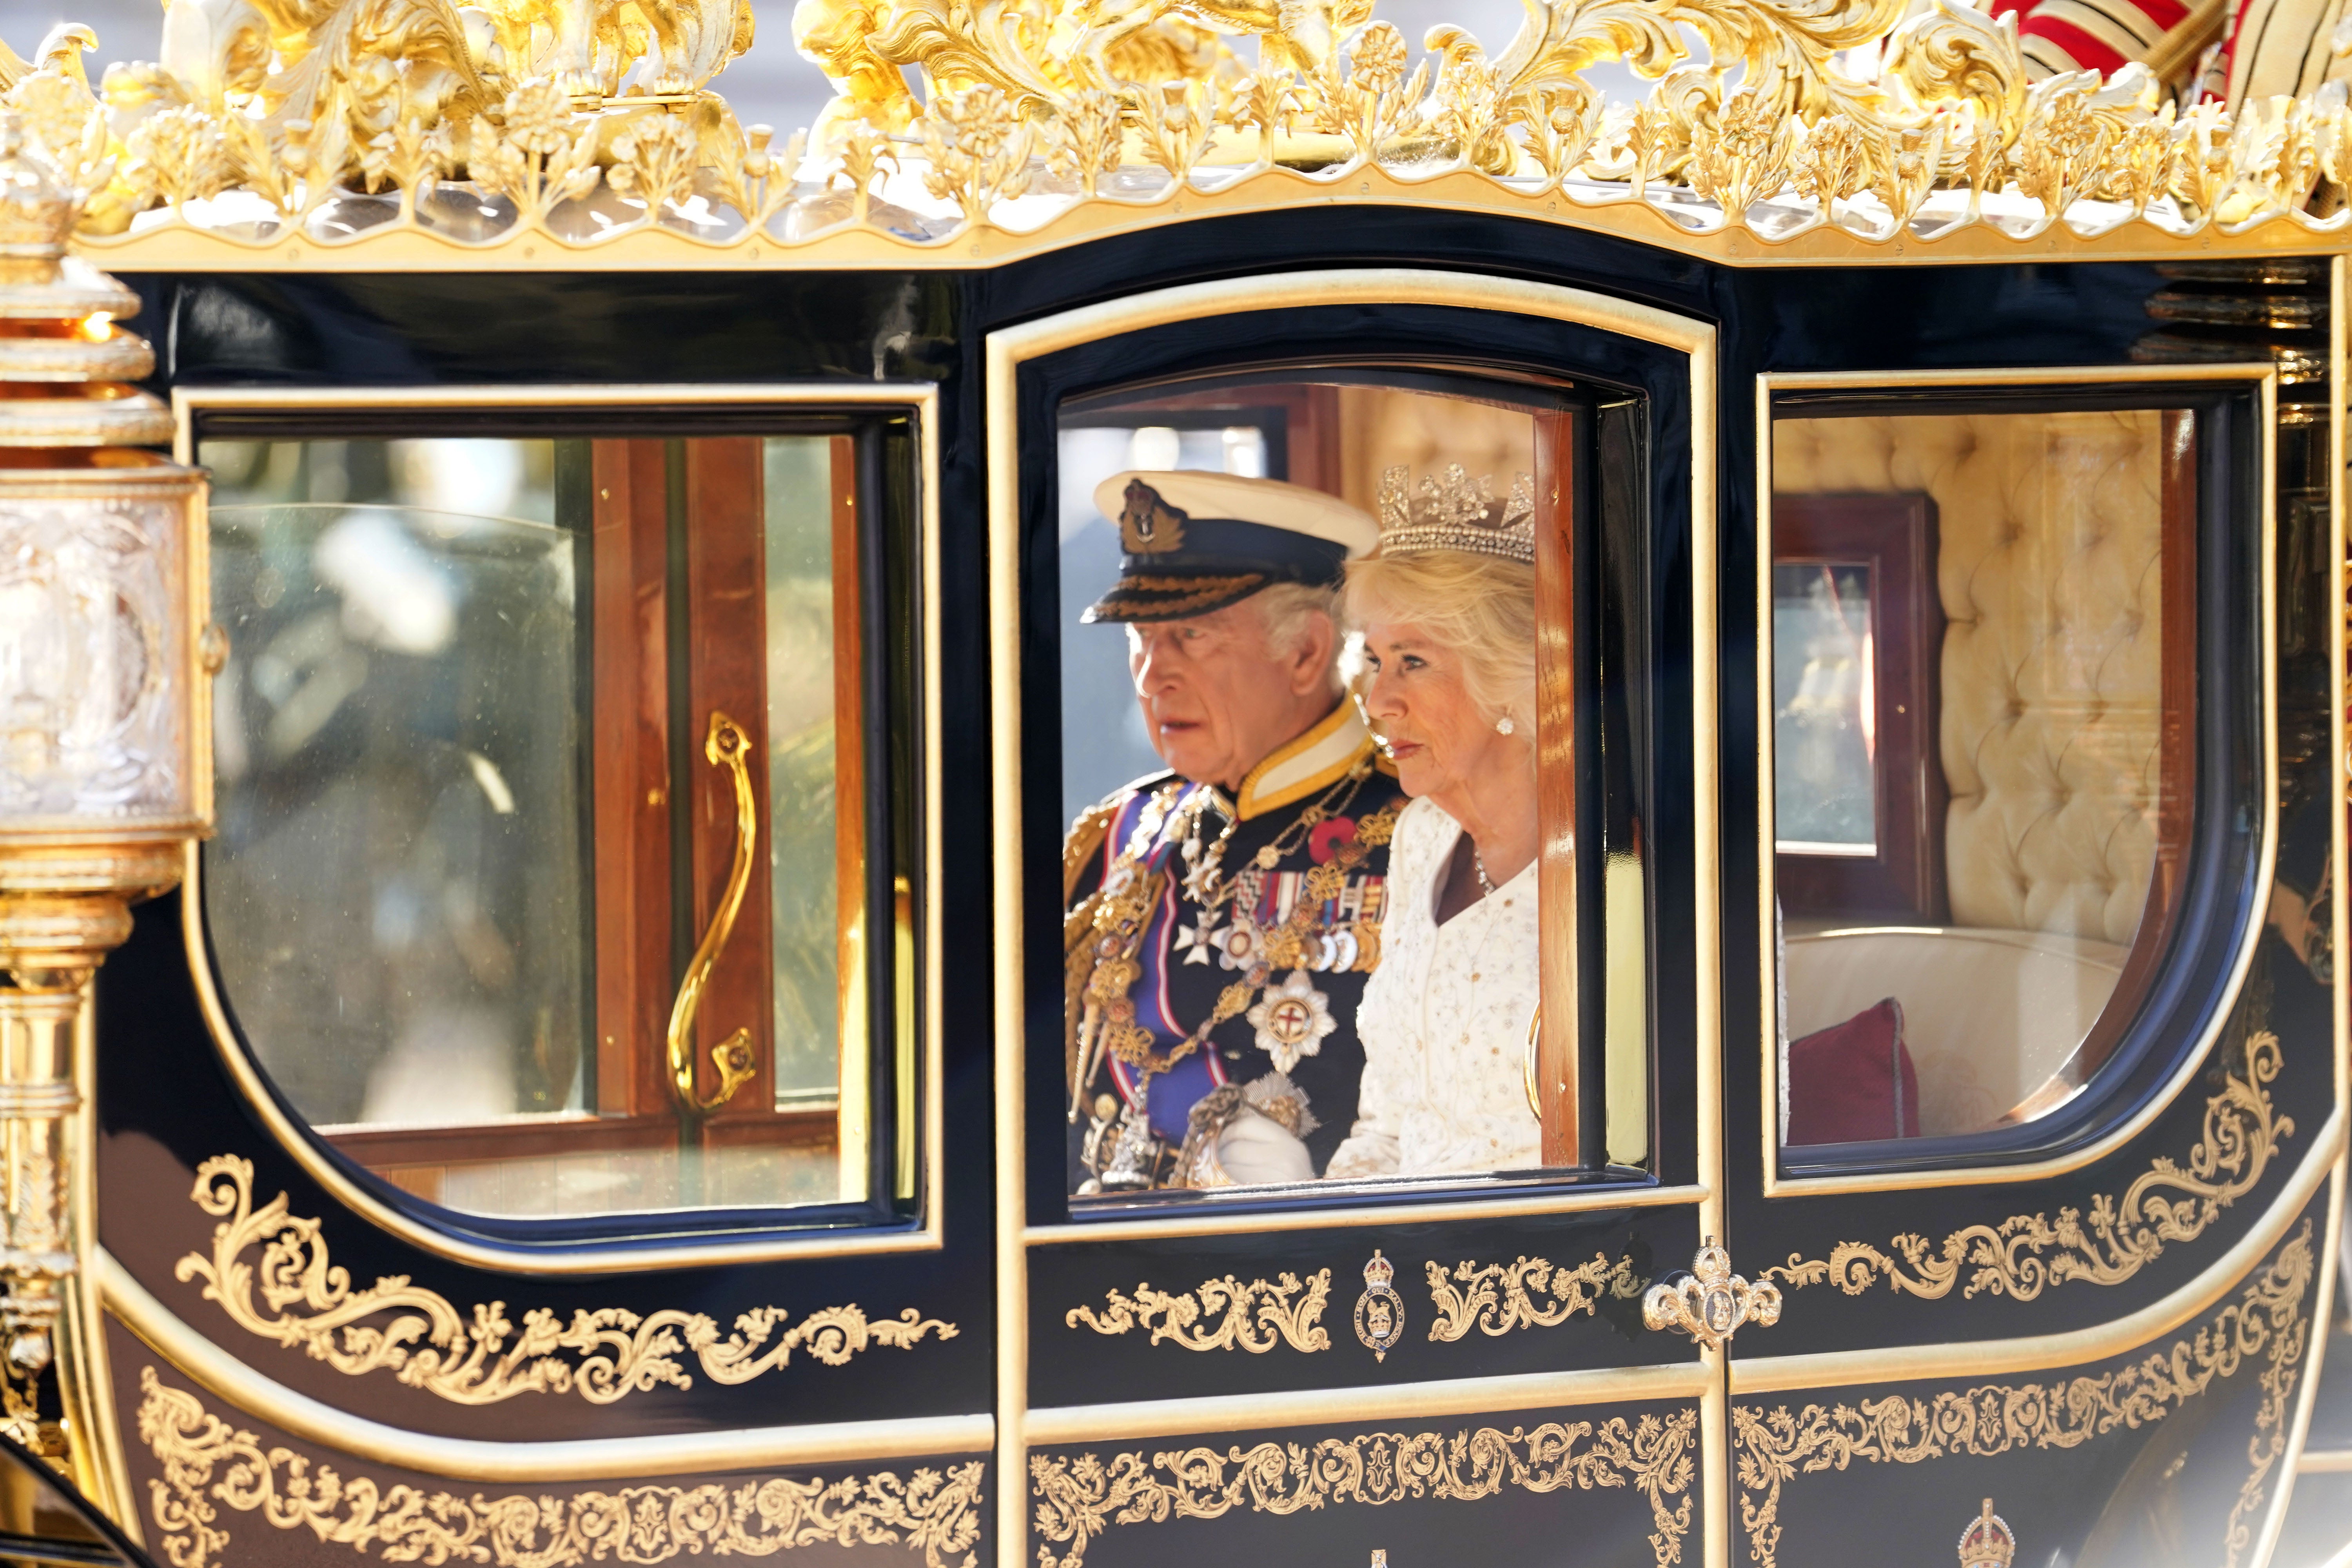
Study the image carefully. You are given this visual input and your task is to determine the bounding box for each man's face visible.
[1126,599,1328,790]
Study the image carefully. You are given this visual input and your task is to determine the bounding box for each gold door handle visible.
[667,710,761,1117]
[1642,1240,1781,1351]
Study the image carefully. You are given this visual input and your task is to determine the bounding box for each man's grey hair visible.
[1252,581,1343,695]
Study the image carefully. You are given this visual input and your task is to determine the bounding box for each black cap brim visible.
[1081,571,1270,624]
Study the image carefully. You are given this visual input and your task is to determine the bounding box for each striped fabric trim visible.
[1994,0,2188,74]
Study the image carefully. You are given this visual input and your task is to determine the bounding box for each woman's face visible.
[1358,621,1516,802]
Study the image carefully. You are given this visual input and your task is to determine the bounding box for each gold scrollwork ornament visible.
[1354,1249,1406,1360]
[175,1156,956,1405]
[1643,1240,1780,1351]
[1425,1251,1643,1341]
[136,1368,987,1568]
[1764,1029,2291,1303]
[1065,1270,1331,1352]
[1732,1220,2315,1568]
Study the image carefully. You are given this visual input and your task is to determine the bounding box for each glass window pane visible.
[1054,375,1619,1205]
[1772,561,1877,853]
[1772,408,2188,1148]
[203,430,898,1223]
[205,440,586,1135]
[762,437,845,1114]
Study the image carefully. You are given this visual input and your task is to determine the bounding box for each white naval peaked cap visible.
[1092,471,1379,559]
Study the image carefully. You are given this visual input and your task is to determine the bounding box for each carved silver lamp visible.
[0,110,208,1468]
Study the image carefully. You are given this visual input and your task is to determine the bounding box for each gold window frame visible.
[985,268,1724,1568]
[1753,361,2288,1200]
[167,383,947,1272]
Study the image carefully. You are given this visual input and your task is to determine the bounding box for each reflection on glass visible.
[761,437,845,1113]
[1772,561,1875,852]
[205,434,879,1220]
[1773,408,2185,1147]
[207,439,584,1134]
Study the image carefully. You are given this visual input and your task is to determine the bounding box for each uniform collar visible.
[1231,700,1377,821]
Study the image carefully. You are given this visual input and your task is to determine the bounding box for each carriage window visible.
[1055,370,1646,1209]
[1770,407,2192,1149]
[203,426,913,1220]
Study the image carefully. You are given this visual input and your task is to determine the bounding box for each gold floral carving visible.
[1031,1409,1698,1568]
[1733,1219,2315,1568]
[1764,1031,2290,1303]
[1065,1269,1331,1352]
[20,0,2352,261]
[135,1367,987,1568]
[1424,1252,1643,1341]
[175,1156,956,1404]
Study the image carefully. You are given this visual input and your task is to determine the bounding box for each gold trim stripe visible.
[1027,1181,1710,1243]
[72,172,2352,277]
[171,382,947,1274]
[99,1250,993,1478]
[1024,1359,1713,1446]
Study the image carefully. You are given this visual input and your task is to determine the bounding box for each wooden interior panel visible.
[1533,409,1579,1169]
[685,437,777,1128]
[591,439,671,1121]
[1771,493,1945,922]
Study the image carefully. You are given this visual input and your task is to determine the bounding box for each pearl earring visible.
[1495,716,1516,735]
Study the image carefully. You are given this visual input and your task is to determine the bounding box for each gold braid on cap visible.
[1375,465,1536,564]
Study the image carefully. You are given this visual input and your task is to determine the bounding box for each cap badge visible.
[1376,464,1536,563]
[1119,478,1189,555]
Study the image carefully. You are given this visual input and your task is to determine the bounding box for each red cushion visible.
[1786,998,1921,1146]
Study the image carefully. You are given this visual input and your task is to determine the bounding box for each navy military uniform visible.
[1060,470,1403,1192]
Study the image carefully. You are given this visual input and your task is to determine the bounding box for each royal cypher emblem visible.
[1355,1250,1406,1361]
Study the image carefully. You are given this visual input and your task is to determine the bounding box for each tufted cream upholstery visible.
[1774,412,2167,946]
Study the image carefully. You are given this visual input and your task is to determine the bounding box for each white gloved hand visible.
[1214,1107,1316,1186]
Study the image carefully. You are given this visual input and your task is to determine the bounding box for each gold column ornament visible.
[0,106,210,1480]
[1642,1240,1781,1351]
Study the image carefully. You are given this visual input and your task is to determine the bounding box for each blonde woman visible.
[1327,468,1543,1180]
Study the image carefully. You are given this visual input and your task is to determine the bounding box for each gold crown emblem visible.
[1361,1250,1394,1289]
[1375,464,1536,564]
[1956,1499,2015,1568]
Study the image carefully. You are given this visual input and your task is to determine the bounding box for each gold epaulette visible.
[1062,796,1124,909]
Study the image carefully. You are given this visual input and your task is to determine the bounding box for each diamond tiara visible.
[1374,463,1536,563]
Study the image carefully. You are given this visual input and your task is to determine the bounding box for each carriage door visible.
[1728,361,2344,1568]
[992,270,1731,1568]
[88,386,993,1567]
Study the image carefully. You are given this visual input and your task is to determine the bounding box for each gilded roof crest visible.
[4,0,2345,266]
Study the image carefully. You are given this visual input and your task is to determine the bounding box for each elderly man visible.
[1063,470,1405,1193]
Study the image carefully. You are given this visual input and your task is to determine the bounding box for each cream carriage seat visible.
[1782,926,2128,1140]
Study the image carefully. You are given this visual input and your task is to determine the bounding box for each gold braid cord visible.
[1764,1031,2290,1303]
[1733,1219,2316,1568]
[19,0,2352,261]
[1425,1252,1646,1341]
[135,1367,987,1568]
[1031,1410,1698,1568]
[174,1156,956,1404]
[1066,1269,1332,1352]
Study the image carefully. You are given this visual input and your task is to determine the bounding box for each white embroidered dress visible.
[1328,797,1543,1178]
